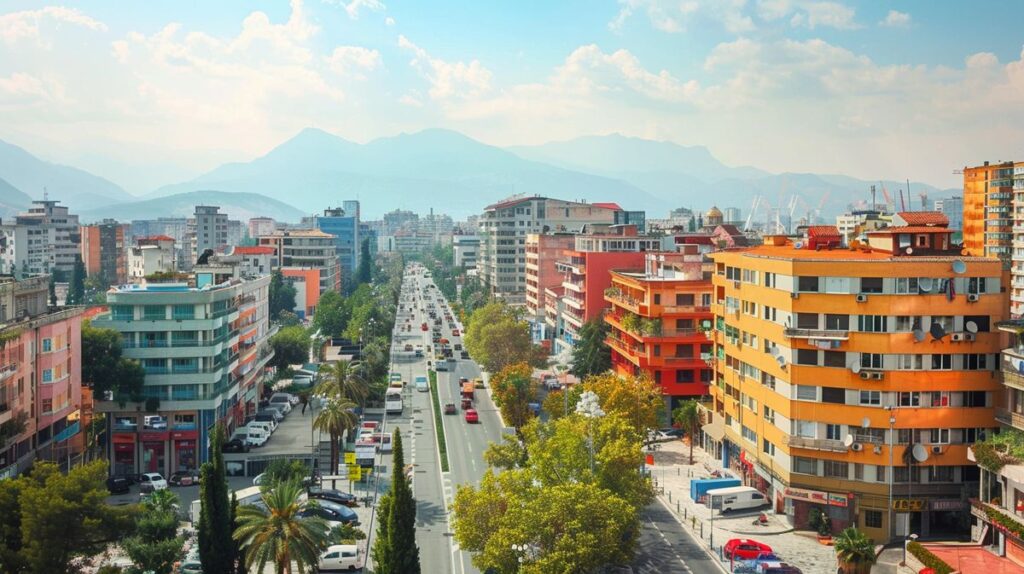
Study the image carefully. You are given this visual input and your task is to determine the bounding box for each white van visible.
[319,544,360,571]
[247,421,274,436]
[234,426,268,447]
[707,486,769,513]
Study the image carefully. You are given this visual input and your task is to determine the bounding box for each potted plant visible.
[834,527,876,574]
[808,506,832,542]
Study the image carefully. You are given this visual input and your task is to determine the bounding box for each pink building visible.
[0,275,84,479]
[525,233,576,340]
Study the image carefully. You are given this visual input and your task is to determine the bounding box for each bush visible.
[907,541,954,574]
[808,506,831,536]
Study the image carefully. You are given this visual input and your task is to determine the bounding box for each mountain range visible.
[0,129,960,223]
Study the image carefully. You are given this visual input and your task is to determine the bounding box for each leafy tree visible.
[318,360,368,406]
[373,429,420,573]
[67,256,85,305]
[268,270,297,320]
[122,503,184,574]
[356,238,372,285]
[234,481,330,574]
[231,492,246,574]
[672,400,702,464]
[540,385,583,421]
[140,488,180,514]
[259,459,310,492]
[834,527,876,574]
[581,373,663,438]
[81,321,145,402]
[465,301,544,373]
[312,397,359,475]
[489,363,537,429]
[329,523,366,545]
[199,424,233,574]
[277,310,302,327]
[269,325,310,370]
[570,317,611,378]
[312,290,348,338]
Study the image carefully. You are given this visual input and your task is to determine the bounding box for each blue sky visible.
[0,0,1022,194]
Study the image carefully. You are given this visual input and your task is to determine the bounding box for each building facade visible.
[314,202,360,281]
[706,223,1003,543]
[525,234,575,344]
[605,250,713,409]
[0,275,84,479]
[80,220,127,284]
[190,205,229,264]
[128,236,177,282]
[258,229,341,317]
[94,272,274,477]
[0,201,81,278]
[452,234,480,269]
[963,161,1016,262]
[247,217,277,239]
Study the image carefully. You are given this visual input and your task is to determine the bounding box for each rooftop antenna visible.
[870,185,876,211]
[899,189,906,211]
[43,187,48,202]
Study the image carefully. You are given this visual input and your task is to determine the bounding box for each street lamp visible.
[576,391,605,475]
[885,406,897,543]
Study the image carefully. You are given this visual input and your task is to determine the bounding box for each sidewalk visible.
[649,439,838,574]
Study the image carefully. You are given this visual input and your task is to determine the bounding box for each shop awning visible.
[702,411,725,441]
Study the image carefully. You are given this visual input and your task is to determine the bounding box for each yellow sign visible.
[892,499,925,512]
[347,465,362,481]
[344,452,356,464]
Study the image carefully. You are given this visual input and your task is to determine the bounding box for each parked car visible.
[724,539,773,560]
[169,470,199,486]
[222,437,251,453]
[106,476,130,494]
[759,562,801,574]
[464,409,479,424]
[179,557,203,573]
[298,499,360,526]
[318,544,361,572]
[259,409,284,423]
[270,393,297,408]
[307,486,359,507]
[138,472,168,493]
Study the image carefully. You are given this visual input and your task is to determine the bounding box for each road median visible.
[427,369,450,472]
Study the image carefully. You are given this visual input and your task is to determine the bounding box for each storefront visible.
[112,433,136,476]
[171,430,198,472]
[140,431,168,474]
[785,486,854,532]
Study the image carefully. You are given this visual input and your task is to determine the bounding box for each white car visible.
[138,472,168,492]
[319,544,361,571]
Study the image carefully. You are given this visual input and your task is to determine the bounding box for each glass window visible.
[796,386,817,401]
[865,510,882,528]
[858,315,887,332]
[42,338,51,352]
[825,314,849,330]
[826,424,843,440]
[899,392,921,407]
[797,276,820,292]
[860,277,883,293]
[823,460,848,478]
[861,353,883,369]
[931,354,952,370]
[796,349,818,365]
[822,387,845,404]
[860,390,881,405]
[823,351,846,368]
[793,457,817,474]
[42,369,52,383]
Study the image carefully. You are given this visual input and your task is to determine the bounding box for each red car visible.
[723,539,773,560]
[464,409,479,423]
[452,329,460,336]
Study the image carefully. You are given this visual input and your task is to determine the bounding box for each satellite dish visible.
[905,247,914,255]
[861,417,871,429]
[952,260,967,274]
[913,329,926,342]
[794,241,804,249]
[851,363,862,374]
[930,322,946,341]
[919,278,934,292]
[775,355,787,368]
[843,434,855,447]
[966,321,978,334]
[912,444,930,463]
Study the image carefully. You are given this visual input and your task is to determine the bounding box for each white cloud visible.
[398,94,423,107]
[398,35,492,101]
[385,16,395,26]
[704,38,761,70]
[880,10,911,28]
[330,0,386,19]
[790,2,859,29]
[0,6,106,46]
[325,46,382,76]
[609,0,753,34]
[0,72,67,105]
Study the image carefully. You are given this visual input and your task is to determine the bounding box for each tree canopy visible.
[570,317,611,378]
[268,270,297,320]
[269,325,309,370]
[465,301,545,373]
[488,362,537,429]
[81,321,145,402]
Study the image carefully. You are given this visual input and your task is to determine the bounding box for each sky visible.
[0,0,1022,194]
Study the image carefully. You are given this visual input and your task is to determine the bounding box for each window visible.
[854,463,864,480]
[929,466,954,482]
[763,306,777,322]
[826,424,843,440]
[860,277,883,293]
[793,457,817,474]
[796,313,818,329]
[794,420,815,437]
[930,428,950,444]
[763,406,775,423]
[895,316,914,332]
[899,392,921,407]
[858,315,887,332]
[964,354,988,370]
[742,425,757,443]
[895,277,919,294]
[797,276,820,292]
[41,338,51,352]
[763,439,775,455]
[823,460,848,479]
[968,277,987,294]
[865,510,883,528]
[764,272,776,288]
[876,466,886,483]
[796,385,817,401]
[796,349,818,366]
[653,294,661,305]
[931,354,952,370]
[963,391,987,407]
[861,353,883,369]
[859,390,880,405]
[964,315,990,332]
[42,398,52,413]
[897,354,923,370]
[42,369,52,383]
[825,314,849,330]
[822,387,845,404]
[823,351,846,368]
[676,293,695,306]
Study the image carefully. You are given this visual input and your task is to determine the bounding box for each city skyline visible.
[0,1,1022,194]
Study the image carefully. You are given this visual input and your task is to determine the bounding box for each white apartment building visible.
[128,236,177,282]
[0,201,81,278]
[453,234,480,269]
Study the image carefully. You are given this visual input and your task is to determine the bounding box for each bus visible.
[385,387,403,414]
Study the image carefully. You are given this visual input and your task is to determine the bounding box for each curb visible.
[655,495,730,574]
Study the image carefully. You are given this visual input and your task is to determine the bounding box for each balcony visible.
[604,292,646,314]
[786,436,848,453]
[783,328,850,340]
[996,408,1024,430]
[661,305,712,315]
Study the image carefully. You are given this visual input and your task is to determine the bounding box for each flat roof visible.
[721,244,996,263]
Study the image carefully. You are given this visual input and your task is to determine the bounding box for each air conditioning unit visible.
[856,294,868,303]
[873,445,883,454]
[967,293,980,302]
[965,333,976,341]
[850,443,864,452]
[931,446,943,454]
[791,292,800,299]
[871,372,884,380]
[951,333,965,342]
[859,371,872,380]
[733,280,741,288]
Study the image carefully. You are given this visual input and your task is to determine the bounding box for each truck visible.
[706,485,769,512]
[461,382,475,401]
[690,477,741,503]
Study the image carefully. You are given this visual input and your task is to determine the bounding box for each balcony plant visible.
[620,312,641,334]
[971,428,1024,471]
[639,318,662,337]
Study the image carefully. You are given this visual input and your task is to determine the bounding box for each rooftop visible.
[232,246,276,255]
[139,235,175,242]
[866,225,955,235]
[896,211,949,226]
[727,242,993,263]
[261,229,334,238]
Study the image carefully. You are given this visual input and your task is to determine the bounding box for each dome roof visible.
[706,206,723,218]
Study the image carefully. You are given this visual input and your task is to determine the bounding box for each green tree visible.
[231,492,246,574]
[672,400,702,465]
[465,301,544,373]
[834,527,877,574]
[258,459,310,492]
[489,363,537,429]
[140,488,180,514]
[312,290,348,338]
[570,317,612,378]
[122,505,184,574]
[81,321,145,402]
[269,270,297,319]
[319,359,368,406]
[373,429,420,573]
[66,256,85,305]
[199,424,233,574]
[312,397,359,475]
[540,384,583,421]
[581,373,663,438]
[356,238,372,285]
[269,325,310,371]
[234,481,330,574]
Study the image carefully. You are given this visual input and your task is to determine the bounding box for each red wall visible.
[581,251,646,321]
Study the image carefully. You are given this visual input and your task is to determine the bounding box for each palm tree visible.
[233,481,330,574]
[313,397,360,474]
[672,399,702,465]
[142,488,180,513]
[833,527,877,574]
[319,360,369,406]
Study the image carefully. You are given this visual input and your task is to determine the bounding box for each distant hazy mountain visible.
[0,139,135,210]
[150,128,669,218]
[78,190,306,224]
[0,176,32,218]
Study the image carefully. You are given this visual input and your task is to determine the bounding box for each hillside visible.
[0,139,135,210]
[78,190,307,223]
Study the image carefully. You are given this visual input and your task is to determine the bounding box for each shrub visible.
[907,541,954,574]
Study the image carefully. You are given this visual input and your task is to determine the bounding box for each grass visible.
[428,369,450,472]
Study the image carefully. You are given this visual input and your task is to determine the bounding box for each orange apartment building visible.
[80,220,127,284]
[525,233,575,346]
[963,161,1016,264]
[707,221,1004,543]
[604,250,714,407]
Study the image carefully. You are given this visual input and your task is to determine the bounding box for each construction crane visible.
[743,195,762,231]
[878,182,893,212]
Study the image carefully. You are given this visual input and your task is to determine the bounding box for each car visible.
[461,350,470,359]
[169,470,199,486]
[759,562,802,574]
[106,476,130,494]
[138,472,168,493]
[464,409,479,423]
[179,558,203,573]
[299,499,360,526]
[319,543,361,572]
[222,437,251,453]
[444,403,456,415]
[723,539,774,560]
[451,329,460,336]
[307,486,359,507]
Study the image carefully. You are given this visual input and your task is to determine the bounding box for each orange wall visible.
[282,268,321,316]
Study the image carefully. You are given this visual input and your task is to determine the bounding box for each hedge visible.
[906,541,954,574]
[428,370,450,472]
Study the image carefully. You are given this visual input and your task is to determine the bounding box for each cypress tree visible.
[198,424,233,573]
[372,428,420,573]
[231,491,246,574]
[357,239,372,285]
[68,256,85,304]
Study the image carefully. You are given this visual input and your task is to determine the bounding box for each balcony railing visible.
[786,436,848,452]
[661,305,712,314]
[996,407,1024,430]
[783,328,850,340]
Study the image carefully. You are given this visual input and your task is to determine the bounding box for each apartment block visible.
[605,250,713,407]
[0,201,81,278]
[525,233,575,342]
[452,233,480,269]
[190,205,229,264]
[707,221,1003,543]
[963,161,1017,262]
[258,229,341,317]
[0,275,84,479]
[94,270,274,477]
[314,202,360,281]
[128,236,177,282]
[478,197,630,304]
[80,220,127,284]
[247,217,277,239]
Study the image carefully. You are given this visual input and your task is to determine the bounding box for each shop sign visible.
[114,443,135,453]
[344,452,356,464]
[171,430,198,440]
[113,433,136,444]
[140,431,169,442]
[930,499,966,511]
[892,499,925,512]
[347,465,362,481]
[784,487,848,507]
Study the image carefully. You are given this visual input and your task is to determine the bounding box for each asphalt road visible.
[632,499,727,574]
